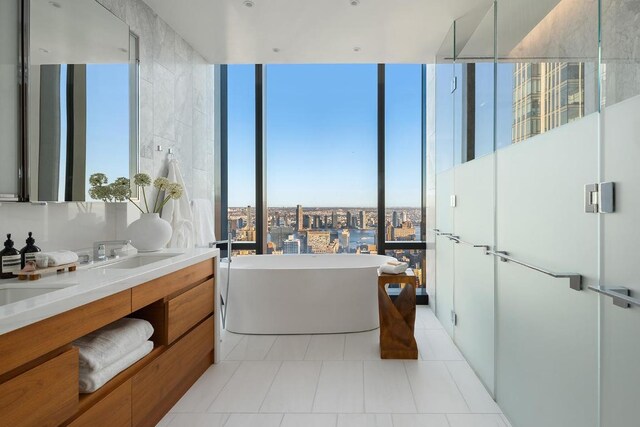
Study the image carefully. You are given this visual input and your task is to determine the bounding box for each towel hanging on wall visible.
[161,159,194,248]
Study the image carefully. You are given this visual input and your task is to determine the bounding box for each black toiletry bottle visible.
[0,234,22,279]
[20,232,41,268]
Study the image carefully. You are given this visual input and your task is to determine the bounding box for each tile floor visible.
[157,307,512,427]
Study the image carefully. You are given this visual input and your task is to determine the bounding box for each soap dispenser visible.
[20,232,41,268]
[0,234,21,279]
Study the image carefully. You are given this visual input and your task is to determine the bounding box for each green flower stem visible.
[128,198,145,213]
[157,196,173,212]
[153,189,162,213]
[142,187,149,212]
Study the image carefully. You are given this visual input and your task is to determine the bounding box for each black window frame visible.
[217,63,427,257]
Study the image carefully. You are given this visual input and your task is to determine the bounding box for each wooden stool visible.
[377,269,418,359]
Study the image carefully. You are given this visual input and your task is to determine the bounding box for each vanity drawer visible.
[167,278,214,343]
[132,316,214,427]
[131,259,214,310]
[66,379,131,427]
[0,348,79,427]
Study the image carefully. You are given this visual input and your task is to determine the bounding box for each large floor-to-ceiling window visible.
[219,64,427,295]
[265,64,378,255]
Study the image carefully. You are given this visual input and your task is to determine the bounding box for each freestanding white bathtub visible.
[220,254,393,334]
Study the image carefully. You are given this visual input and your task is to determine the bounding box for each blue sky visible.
[85,64,130,195]
[228,64,423,208]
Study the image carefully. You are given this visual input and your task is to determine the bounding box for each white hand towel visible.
[379,262,409,275]
[73,318,154,372]
[161,158,194,248]
[191,198,216,247]
[79,340,153,393]
[42,250,79,266]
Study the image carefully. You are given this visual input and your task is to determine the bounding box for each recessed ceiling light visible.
[272,48,280,53]
[353,47,361,52]
[49,1,62,8]
[350,0,360,6]
[243,0,254,7]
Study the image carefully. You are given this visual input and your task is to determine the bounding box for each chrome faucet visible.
[93,240,131,262]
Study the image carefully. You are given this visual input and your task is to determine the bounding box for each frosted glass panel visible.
[496,115,599,427]
[453,155,495,394]
[600,94,640,427]
[0,0,19,198]
[435,169,454,336]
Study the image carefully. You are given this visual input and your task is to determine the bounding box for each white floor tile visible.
[344,330,380,360]
[337,414,393,427]
[417,330,464,361]
[391,414,450,427]
[224,414,283,427]
[265,335,312,360]
[281,414,337,427]
[155,413,176,427]
[447,414,507,427]
[225,335,277,361]
[404,361,469,413]
[500,414,513,427]
[446,361,501,413]
[220,330,245,359]
[261,361,322,413]
[305,334,346,360]
[170,361,240,412]
[313,361,364,413]
[363,361,416,413]
[415,307,444,330]
[208,361,281,412]
[166,413,227,427]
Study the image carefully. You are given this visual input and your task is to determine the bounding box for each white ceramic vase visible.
[127,213,172,252]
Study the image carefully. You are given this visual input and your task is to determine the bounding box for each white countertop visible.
[0,248,219,335]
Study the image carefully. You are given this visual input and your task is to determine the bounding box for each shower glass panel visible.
[449,2,497,395]
[599,1,640,425]
[495,1,600,426]
[433,23,456,335]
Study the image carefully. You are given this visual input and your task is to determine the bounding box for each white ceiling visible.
[144,0,494,64]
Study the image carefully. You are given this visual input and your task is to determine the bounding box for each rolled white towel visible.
[79,340,153,393]
[74,318,154,372]
[379,261,409,275]
[42,250,79,266]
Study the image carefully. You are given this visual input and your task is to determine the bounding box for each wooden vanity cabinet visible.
[0,348,79,427]
[0,257,217,427]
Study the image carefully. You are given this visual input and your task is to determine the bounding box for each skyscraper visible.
[282,235,301,254]
[359,210,366,229]
[306,230,331,253]
[332,211,338,228]
[512,62,585,143]
[339,229,350,253]
[346,211,352,228]
[296,205,303,231]
[392,211,400,227]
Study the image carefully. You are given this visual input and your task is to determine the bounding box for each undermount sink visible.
[97,253,181,270]
[0,288,60,305]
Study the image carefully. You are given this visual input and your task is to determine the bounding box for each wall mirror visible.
[28,0,139,202]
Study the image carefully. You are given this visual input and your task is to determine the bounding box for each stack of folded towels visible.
[379,260,409,275]
[74,318,154,393]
